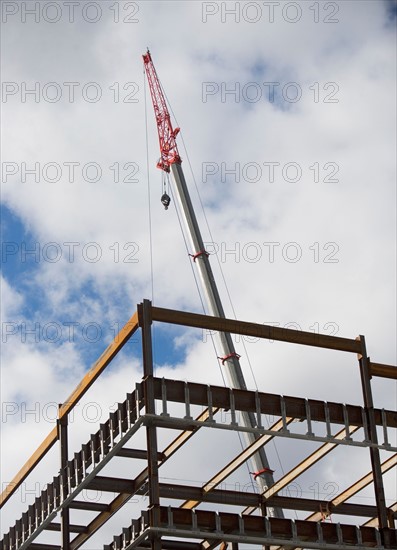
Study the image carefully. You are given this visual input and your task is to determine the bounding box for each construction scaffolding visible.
[1,300,396,550]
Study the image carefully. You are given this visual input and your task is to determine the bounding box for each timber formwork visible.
[1,300,396,550]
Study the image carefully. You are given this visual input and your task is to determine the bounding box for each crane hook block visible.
[161,193,171,210]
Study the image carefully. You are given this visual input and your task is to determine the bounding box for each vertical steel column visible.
[357,336,390,547]
[57,408,70,550]
[170,162,281,517]
[138,299,161,550]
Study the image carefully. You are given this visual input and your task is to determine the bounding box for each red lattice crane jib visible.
[143,50,181,172]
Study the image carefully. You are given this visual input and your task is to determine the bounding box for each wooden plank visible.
[151,306,361,353]
[370,362,397,379]
[0,311,139,508]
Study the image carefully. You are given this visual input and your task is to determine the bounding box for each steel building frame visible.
[1,300,396,550]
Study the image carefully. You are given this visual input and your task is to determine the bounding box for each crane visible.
[142,49,282,518]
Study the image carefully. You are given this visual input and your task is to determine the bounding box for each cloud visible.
[1,0,395,545]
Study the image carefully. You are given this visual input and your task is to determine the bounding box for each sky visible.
[1,0,396,547]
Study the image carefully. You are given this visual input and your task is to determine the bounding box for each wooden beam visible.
[151,306,362,353]
[0,311,139,508]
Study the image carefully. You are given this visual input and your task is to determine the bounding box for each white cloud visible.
[1,0,395,545]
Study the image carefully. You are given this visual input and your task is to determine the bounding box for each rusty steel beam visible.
[105,539,203,550]
[151,306,362,353]
[0,311,139,509]
[116,448,165,461]
[139,300,162,550]
[86,476,135,493]
[68,501,109,512]
[108,506,395,549]
[58,412,70,550]
[159,482,380,517]
[369,362,397,379]
[357,336,389,536]
[152,377,397,428]
[135,506,397,548]
[44,524,87,534]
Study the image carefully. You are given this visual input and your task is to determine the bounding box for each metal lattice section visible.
[1,301,396,550]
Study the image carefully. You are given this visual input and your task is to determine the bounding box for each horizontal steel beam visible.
[87,476,135,494]
[110,506,396,549]
[152,377,397,428]
[44,523,87,534]
[104,538,202,550]
[151,306,362,353]
[369,362,397,379]
[69,501,110,512]
[159,483,381,517]
[116,448,165,461]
